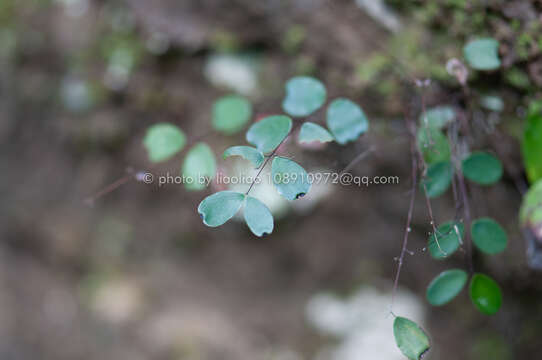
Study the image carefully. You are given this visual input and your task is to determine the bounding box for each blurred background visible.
[1,0,542,359]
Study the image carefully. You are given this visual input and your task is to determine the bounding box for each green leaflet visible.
[182,143,216,191]
[469,273,502,315]
[417,127,451,164]
[143,123,186,163]
[212,95,252,134]
[422,161,453,198]
[246,115,292,154]
[463,38,501,71]
[471,217,508,255]
[420,106,455,129]
[282,76,327,117]
[198,191,245,227]
[298,122,334,143]
[462,151,503,185]
[326,98,369,145]
[393,317,430,360]
[271,156,311,200]
[428,221,464,259]
[244,196,274,236]
[426,269,468,306]
[223,146,264,168]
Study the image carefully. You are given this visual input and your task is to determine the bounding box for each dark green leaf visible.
[471,217,507,254]
[417,127,451,164]
[298,122,334,143]
[198,191,245,227]
[271,157,311,200]
[422,161,453,198]
[464,38,501,71]
[246,115,292,154]
[223,146,264,168]
[462,151,503,185]
[428,221,464,259]
[393,317,430,360]
[522,111,542,184]
[212,95,252,134]
[143,123,186,163]
[326,98,369,145]
[244,196,273,236]
[182,143,216,191]
[469,273,502,315]
[282,76,326,117]
[426,269,468,306]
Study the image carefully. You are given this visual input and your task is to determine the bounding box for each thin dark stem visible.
[340,146,376,174]
[457,170,474,273]
[391,117,418,309]
[84,172,135,206]
[245,133,291,195]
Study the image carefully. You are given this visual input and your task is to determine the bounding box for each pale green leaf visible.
[326,98,369,145]
[282,76,326,117]
[271,156,311,200]
[462,151,503,185]
[420,106,455,129]
[212,95,252,134]
[426,269,468,306]
[480,95,504,112]
[244,196,274,236]
[298,122,334,143]
[143,123,186,163]
[393,317,430,360]
[464,38,501,71]
[182,143,216,191]
[223,146,264,168]
[469,273,502,315]
[198,191,245,227]
[246,115,292,154]
[471,217,507,254]
[520,179,542,226]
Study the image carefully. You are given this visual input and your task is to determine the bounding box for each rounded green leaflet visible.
[426,269,468,306]
[422,161,453,198]
[420,106,455,129]
[469,273,502,315]
[223,146,264,168]
[198,191,245,227]
[212,95,252,134]
[522,111,542,184]
[417,127,451,164]
[393,317,430,360]
[244,196,273,237]
[428,221,464,259]
[326,98,369,145]
[471,217,508,254]
[480,95,504,112]
[298,122,334,143]
[182,143,216,191]
[271,157,311,200]
[246,115,292,154]
[520,179,542,227]
[143,123,186,163]
[462,151,503,185]
[463,38,501,71]
[282,76,326,117]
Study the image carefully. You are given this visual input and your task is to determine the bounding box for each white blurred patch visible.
[60,77,93,112]
[225,159,334,220]
[355,0,402,33]
[306,285,426,360]
[91,279,142,324]
[56,0,89,18]
[204,54,258,96]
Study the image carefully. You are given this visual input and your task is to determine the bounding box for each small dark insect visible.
[295,192,306,199]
